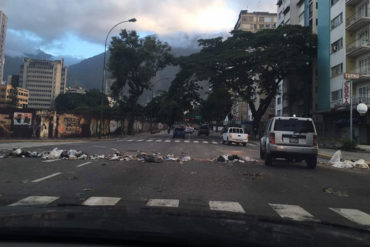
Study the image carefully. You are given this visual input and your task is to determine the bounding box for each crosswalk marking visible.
[248,143,257,146]
[146,139,153,142]
[165,139,171,143]
[82,197,121,206]
[77,161,92,168]
[137,139,144,142]
[269,204,319,222]
[9,196,59,206]
[193,140,199,143]
[184,140,190,143]
[212,141,218,145]
[31,172,62,183]
[156,139,162,142]
[330,208,370,227]
[203,141,208,144]
[209,201,245,213]
[127,139,133,142]
[146,199,179,208]
[175,140,180,143]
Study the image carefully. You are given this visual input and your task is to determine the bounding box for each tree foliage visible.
[108,30,172,134]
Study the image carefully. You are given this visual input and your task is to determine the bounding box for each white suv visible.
[260,117,318,169]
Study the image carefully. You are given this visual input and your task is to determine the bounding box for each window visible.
[331,38,343,53]
[247,16,254,22]
[331,0,339,6]
[259,17,264,22]
[274,119,314,132]
[359,57,370,74]
[331,89,343,102]
[331,13,343,29]
[264,17,272,22]
[359,86,369,99]
[277,97,281,105]
[331,63,343,77]
[260,24,265,28]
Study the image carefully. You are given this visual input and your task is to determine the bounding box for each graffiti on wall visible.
[0,114,12,136]
[58,114,82,137]
[13,112,32,126]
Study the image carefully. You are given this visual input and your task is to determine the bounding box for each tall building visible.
[0,11,7,83]
[234,10,277,32]
[0,84,29,109]
[275,0,318,117]
[315,0,370,144]
[19,58,67,109]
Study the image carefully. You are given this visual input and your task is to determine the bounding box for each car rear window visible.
[229,128,243,133]
[274,119,314,132]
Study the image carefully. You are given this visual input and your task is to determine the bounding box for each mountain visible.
[3,50,80,81]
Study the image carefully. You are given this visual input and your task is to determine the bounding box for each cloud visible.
[1,0,277,57]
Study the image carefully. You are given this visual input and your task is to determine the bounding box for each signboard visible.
[195,115,201,120]
[13,112,32,126]
[344,81,350,104]
[344,73,360,80]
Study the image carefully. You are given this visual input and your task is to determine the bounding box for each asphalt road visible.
[0,130,370,232]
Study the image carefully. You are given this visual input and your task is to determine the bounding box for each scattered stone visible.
[323,187,349,197]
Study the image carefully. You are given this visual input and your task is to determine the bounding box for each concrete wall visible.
[0,109,163,138]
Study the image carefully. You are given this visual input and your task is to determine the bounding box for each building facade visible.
[19,58,67,109]
[276,0,318,117]
[0,84,29,109]
[0,11,7,83]
[234,10,277,33]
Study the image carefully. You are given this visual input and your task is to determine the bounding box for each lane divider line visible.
[31,172,62,183]
[77,161,92,168]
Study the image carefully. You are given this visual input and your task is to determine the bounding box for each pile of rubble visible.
[329,150,369,169]
[0,147,193,164]
[216,154,256,163]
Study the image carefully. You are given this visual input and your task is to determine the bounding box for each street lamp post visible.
[99,18,136,138]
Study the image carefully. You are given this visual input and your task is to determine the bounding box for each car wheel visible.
[264,153,272,166]
[243,143,246,147]
[222,140,225,144]
[306,156,317,169]
[227,139,231,145]
[260,146,265,160]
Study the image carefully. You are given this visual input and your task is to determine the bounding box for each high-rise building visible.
[275,0,318,117]
[234,10,277,32]
[0,11,7,83]
[19,58,67,109]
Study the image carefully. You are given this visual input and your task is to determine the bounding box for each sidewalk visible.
[318,148,370,164]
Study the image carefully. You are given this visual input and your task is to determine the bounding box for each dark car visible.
[173,127,185,138]
[198,125,210,136]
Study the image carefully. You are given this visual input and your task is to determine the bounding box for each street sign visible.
[195,116,201,120]
[344,73,360,80]
[344,81,350,104]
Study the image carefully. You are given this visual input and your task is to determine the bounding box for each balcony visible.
[349,67,370,82]
[353,96,370,105]
[346,39,370,57]
[346,9,370,31]
[346,0,365,6]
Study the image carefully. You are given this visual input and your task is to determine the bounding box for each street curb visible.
[318,153,332,160]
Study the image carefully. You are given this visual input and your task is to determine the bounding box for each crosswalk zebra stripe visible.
[165,140,171,143]
[127,139,133,142]
[212,141,218,144]
[330,208,370,227]
[269,204,319,222]
[146,139,153,142]
[82,197,121,206]
[184,140,190,143]
[146,199,179,208]
[193,140,199,143]
[175,140,180,143]
[203,141,208,144]
[156,139,162,142]
[137,139,144,142]
[209,201,245,213]
[9,196,59,206]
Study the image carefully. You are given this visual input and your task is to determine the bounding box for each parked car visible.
[222,127,248,146]
[173,127,186,139]
[185,126,194,134]
[260,116,318,169]
[197,125,210,136]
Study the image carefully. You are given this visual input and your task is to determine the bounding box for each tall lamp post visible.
[99,18,136,138]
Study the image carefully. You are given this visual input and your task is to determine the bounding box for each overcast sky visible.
[1,0,276,61]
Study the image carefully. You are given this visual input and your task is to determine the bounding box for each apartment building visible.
[19,58,67,109]
[276,0,318,117]
[0,84,29,109]
[0,11,7,83]
[315,0,370,144]
[234,10,277,33]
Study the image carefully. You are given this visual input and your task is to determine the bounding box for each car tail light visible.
[246,134,249,141]
[269,133,275,144]
[229,134,232,139]
[313,135,317,146]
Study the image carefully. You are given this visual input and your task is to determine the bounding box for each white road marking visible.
[330,208,370,227]
[165,139,171,143]
[146,139,153,142]
[175,140,180,143]
[127,139,133,142]
[209,201,245,213]
[42,159,60,163]
[269,204,319,222]
[146,199,179,208]
[82,197,121,206]
[9,196,59,206]
[137,139,144,142]
[77,161,92,168]
[193,140,199,143]
[156,139,162,142]
[212,141,218,145]
[184,140,190,143]
[203,141,209,144]
[31,172,62,183]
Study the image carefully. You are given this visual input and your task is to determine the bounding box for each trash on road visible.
[329,150,369,169]
[216,154,256,163]
[323,187,349,197]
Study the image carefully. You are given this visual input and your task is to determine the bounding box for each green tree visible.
[201,85,233,123]
[108,30,172,134]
